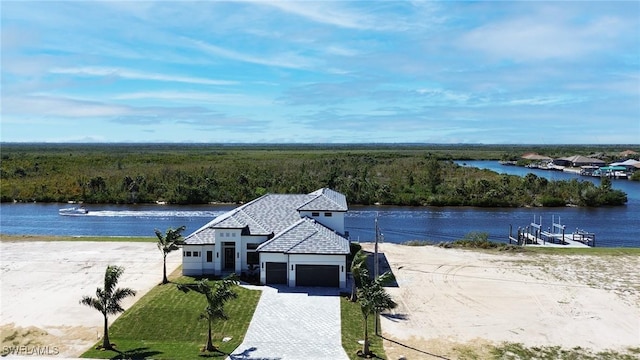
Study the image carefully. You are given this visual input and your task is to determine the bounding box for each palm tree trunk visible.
[350,281,357,302]
[205,318,215,352]
[102,314,111,349]
[162,254,168,284]
[363,314,370,356]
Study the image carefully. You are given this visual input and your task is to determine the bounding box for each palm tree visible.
[357,269,396,357]
[79,265,136,350]
[177,274,239,353]
[349,249,369,302]
[155,226,186,284]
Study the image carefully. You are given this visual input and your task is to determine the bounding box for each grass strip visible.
[341,296,386,359]
[81,275,261,359]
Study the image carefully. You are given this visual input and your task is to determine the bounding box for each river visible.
[1,161,638,247]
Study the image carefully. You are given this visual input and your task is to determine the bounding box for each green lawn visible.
[81,276,261,359]
[80,277,387,360]
[341,297,386,359]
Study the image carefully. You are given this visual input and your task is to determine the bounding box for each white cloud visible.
[3,95,130,118]
[459,13,628,62]
[114,91,273,107]
[255,1,373,30]
[187,38,319,70]
[49,67,237,86]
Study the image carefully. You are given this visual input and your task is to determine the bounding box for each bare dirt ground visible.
[361,243,640,359]
[0,241,181,357]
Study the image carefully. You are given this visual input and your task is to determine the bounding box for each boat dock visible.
[509,215,595,248]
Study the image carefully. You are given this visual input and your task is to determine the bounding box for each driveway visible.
[228,286,349,360]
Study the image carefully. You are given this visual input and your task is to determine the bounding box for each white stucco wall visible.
[299,210,345,234]
[182,245,204,276]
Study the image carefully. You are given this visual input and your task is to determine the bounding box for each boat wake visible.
[84,210,225,218]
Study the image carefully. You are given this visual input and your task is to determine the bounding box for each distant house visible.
[610,159,640,172]
[619,150,639,159]
[182,188,350,288]
[553,155,605,168]
[521,153,552,161]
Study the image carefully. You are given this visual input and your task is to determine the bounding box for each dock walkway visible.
[509,215,595,248]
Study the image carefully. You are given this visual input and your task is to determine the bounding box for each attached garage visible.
[265,262,287,285]
[257,217,351,288]
[296,265,339,287]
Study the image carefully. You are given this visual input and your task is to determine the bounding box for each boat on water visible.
[59,206,89,216]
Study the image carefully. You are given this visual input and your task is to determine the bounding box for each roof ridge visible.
[298,188,343,211]
[318,188,344,209]
[236,194,272,233]
[286,218,320,252]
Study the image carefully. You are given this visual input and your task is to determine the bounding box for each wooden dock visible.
[509,216,595,248]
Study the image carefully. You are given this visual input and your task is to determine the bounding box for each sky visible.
[1,1,639,144]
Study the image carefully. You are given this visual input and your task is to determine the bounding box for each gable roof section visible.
[184,188,347,245]
[298,188,347,211]
[256,217,350,255]
[559,155,605,165]
[184,227,216,245]
[611,159,640,167]
[521,153,552,161]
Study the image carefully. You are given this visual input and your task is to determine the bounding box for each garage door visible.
[265,262,287,284]
[296,265,339,287]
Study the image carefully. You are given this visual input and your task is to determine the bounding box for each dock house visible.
[553,155,605,168]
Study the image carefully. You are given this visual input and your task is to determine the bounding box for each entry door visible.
[224,247,235,270]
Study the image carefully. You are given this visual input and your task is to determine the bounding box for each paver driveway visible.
[227,285,349,360]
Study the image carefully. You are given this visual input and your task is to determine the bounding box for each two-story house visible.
[182,188,350,288]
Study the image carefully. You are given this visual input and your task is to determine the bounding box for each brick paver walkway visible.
[227,286,349,360]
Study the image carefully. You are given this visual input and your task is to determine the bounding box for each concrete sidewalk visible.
[227,286,349,360]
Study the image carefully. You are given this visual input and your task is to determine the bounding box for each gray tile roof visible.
[256,218,350,255]
[299,188,347,211]
[184,227,216,245]
[184,188,348,248]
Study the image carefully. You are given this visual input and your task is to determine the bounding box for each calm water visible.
[1,161,638,247]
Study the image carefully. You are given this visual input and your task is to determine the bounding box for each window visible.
[324,212,332,217]
[193,251,200,257]
[312,212,320,217]
[246,243,259,265]
[206,251,213,262]
[247,252,259,265]
[185,251,192,257]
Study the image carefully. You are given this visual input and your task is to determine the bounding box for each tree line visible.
[0,144,629,207]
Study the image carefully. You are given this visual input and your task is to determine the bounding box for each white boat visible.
[59,207,89,216]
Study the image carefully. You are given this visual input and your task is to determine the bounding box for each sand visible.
[0,241,181,357]
[360,243,640,359]
[2,240,638,359]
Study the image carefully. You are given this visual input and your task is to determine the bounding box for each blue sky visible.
[2,1,639,144]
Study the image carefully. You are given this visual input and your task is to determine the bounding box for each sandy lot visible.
[360,243,640,359]
[0,241,181,357]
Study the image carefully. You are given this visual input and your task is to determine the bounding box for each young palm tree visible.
[349,249,369,302]
[79,265,136,350]
[177,274,239,352]
[155,225,186,284]
[357,269,396,357]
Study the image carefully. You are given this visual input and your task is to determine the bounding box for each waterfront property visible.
[181,188,350,288]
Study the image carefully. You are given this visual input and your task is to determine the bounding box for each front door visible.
[224,247,235,270]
